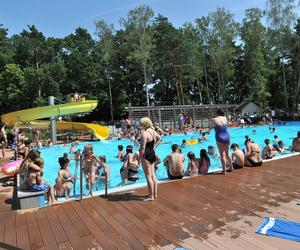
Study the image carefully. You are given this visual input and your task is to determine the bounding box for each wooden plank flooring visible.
[0,155,299,249]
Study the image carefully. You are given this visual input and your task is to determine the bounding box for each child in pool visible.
[277,141,290,153]
[201,132,208,141]
[58,156,73,199]
[69,143,76,154]
[82,144,102,196]
[54,177,66,198]
[116,145,125,161]
[207,146,220,159]
[96,156,111,182]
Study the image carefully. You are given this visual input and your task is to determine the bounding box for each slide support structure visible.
[49,96,57,144]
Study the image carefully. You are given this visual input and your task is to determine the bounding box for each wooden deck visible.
[0,155,300,249]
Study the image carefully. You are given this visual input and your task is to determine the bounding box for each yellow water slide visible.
[0,100,110,140]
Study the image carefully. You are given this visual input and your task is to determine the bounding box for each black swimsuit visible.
[247,156,263,167]
[144,132,156,164]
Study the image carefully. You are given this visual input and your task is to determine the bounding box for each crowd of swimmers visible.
[2,112,300,204]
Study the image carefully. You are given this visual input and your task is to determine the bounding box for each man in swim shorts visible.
[230,143,244,169]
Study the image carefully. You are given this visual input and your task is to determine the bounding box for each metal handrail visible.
[104,166,108,198]
[77,150,109,201]
[80,153,83,202]
[73,149,81,197]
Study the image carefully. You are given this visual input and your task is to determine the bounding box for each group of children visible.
[262,134,290,160]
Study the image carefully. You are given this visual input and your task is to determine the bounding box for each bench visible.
[14,175,46,209]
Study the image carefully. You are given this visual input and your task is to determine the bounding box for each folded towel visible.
[256,217,300,242]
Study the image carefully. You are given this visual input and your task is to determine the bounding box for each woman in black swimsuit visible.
[139,117,161,201]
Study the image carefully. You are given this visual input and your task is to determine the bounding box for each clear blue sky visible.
[1,0,268,37]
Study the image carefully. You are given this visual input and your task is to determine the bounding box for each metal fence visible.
[125,102,238,129]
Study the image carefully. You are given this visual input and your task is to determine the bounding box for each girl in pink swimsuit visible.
[82,144,101,196]
[198,149,210,175]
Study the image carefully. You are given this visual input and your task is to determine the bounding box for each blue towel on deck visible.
[256,217,300,242]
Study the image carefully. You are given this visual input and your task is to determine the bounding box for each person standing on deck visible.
[139,117,161,201]
[210,109,233,174]
[0,122,7,158]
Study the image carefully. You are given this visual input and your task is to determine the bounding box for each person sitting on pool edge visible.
[291,131,300,152]
[185,151,198,176]
[230,143,244,169]
[244,139,263,167]
[198,149,210,175]
[262,138,278,159]
[163,144,185,180]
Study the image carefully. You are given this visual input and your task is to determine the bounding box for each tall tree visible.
[120,5,154,108]
[265,0,298,110]
[0,25,14,71]
[207,8,239,103]
[241,8,269,108]
[291,19,300,112]
[11,25,47,97]
[181,23,204,104]
[95,20,115,121]
[152,15,187,105]
[62,27,102,98]
[0,64,26,113]
[195,17,211,103]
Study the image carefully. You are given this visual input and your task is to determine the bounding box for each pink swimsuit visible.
[198,159,209,175]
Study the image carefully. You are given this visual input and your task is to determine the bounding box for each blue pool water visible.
[40,124,299,197]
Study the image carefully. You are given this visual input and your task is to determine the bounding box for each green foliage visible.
[0,25,14,71]
[0,64,26,113]
[0,1,300,121]
[241,8,270,109]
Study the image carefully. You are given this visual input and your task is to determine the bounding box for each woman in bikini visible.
[82,144,101,196]
[120,146,140,184]
[139,117,161,201]
[210,109,232,174]
[244,139,263,167]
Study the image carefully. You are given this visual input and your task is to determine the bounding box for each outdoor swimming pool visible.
[40,124,300,197]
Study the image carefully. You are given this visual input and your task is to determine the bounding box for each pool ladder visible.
[73,150,108,202]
